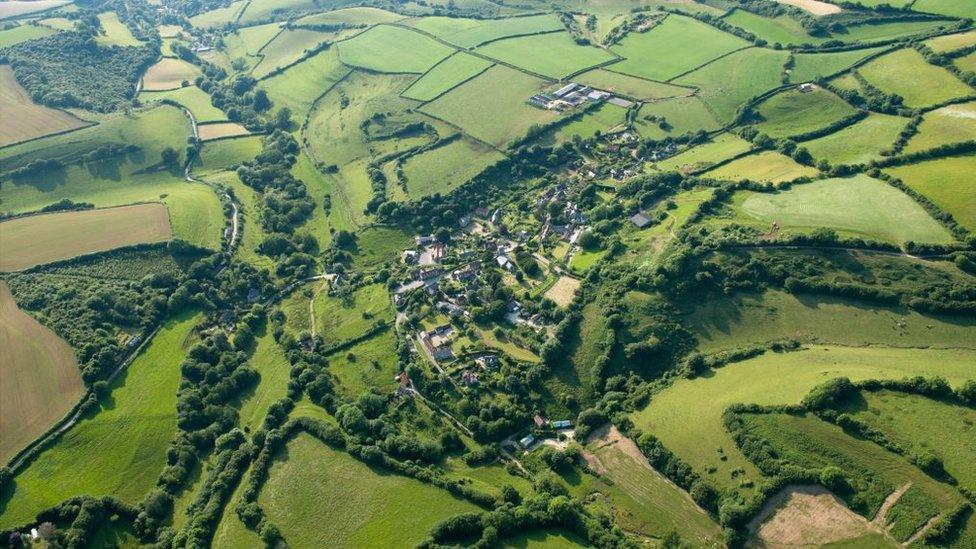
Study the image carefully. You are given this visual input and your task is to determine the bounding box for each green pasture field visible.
[857,48,972,109]
[904,101,976,154]
[654,133,753,173]
[222,23,281,63]
[617,188,714,269]
[674,47,790,124]
[400,137,503,198]
[350,225,415,270]
[189,0,246,28]
[634,96,722,139]
[96,11,141,47]
[539,103,628,145]
[684,289,976,352]
[421,64,558,147]
[0,203,172,271]
[410,13,564,48]
[261,47,350,116]
[251,28,337,79]
[296,7,404,25]
[236,0,319,24]
[0,23,55,48]
[547,301,608,405]
[197,136,263,173]
[499,530,588,548]
[569,247,607,274]
[957,51,976,72]
[324,329,399,396]
[925,30,976,53]
[442,456,533,499]
[338,25,454,73]
[788,46,889,84]
[884,155,976,232]
[703,150,819,184]
[0,312,201,529]
[803,113,908,166]
[833,19,952,43]
[288,153,347,244]
[631,346,976,497]
[313,283,392,343]
[0,281,84,464]
[204,170,275,272]
[752,86,857,138]
[723,9,824,46]
[609,14,749,82]
[139,85,227,123]
[575,69,691,101]
[401,52,493,101]
[258,432,481,548]
[236,327,291,432]
[729,175,954,245]
[911,0,975,17]
[476,31,616,79]
[0,65,88,148]
[141,58,203,91]
[36,17,75,31]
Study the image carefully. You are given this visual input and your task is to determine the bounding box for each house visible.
[459,215,472,227]
[402,250,419,264]
[533,414,548,428]
[587,90,610,102]
[496,255,515,271]
[552,420,573,429]
[475,207,490,218]
[519,434,536,449]
[395,372,413,397]
[475,354,500,369]
[416,234,436,246]
[798,82,816,93]
[629,212,651,228]
[461,370,479,386]
[437,301,466,318]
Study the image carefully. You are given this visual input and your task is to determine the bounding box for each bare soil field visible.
[197,122,251,141]
[0,65,89,147]
[0,0,70,19]
[544,275,581,307]
[0,203,172,271]
[776,0,842,15]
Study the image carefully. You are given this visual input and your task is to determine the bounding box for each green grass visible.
[400,137,503,199]
[631,345,976,497]
[197,136,263,173]
[421,64,558,147]
[261,47,350,117]
[338,25,454,73]
[205,170,276,272]
[252,28,337,79]
[236,0,323,23]
[296,7,405,26]
[350,225,415,270]
[410,13,564,48]
[858,48,973,109]
[96,11,141,47]
[402,52,493,101]
[723,9,824,46]
[684,289,976,352]
[139,85,227,123]
[753,87,857,138]
[655,133,753,173]
[500,530,589,548]
[476,31,616,79]
[0,312,201,529]
[236,327,291,432]
[788,46,889,84]
[903,101,976,154]
[547,300,608,404]
[325,329,399,396]
[189,0,246,28]
[223,23,280,63]
[803,113,908,166]
[539,103,628,145]
[730,175,954,245]
[838,19,953,42]
[0,23,56,48]
[924,30,976,53]
[634,96,722,139]
[956,50,976,73]
[911,0,975,18]
[884,155,976,232]
[575,68,691,101]
[617,188,714,269]
[704,150,819,184]
[674,47,791,124]
[609,14,749,82]
[258,433,481,548]
[313,283,392,343]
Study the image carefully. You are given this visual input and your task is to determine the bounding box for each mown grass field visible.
[903,101,976,154]
[857,48,972,109]
[655,133,753,173]
[476,31,616,79]
[400,137,503,198]
[884,155,976,232]
[731,175,953,244]
[261,47,350,116]
[142,58,202,91]
[753,87,857,138]
[410,13,564,48]
[0,312,200,529]
[631,346,976,497]
[0,65,88,148]
[259,432,481,547]
[609,14,749,82]
[635,96,722,139]
[338,25,453,73]
[788,46,889,84]
[251,28,335,79]
[0,203,172,271]
[803,113,908,166]
[402,52,493,101]
[575,69,690,101]
[704,150,818,184]
[0,23,55,48]
[139,85,227,123]
[198,122,251,140]
[723,9,824,46]
[925,30,976,52]
[684,289,976,352]
[421,64,557,146]
[0,281,84,464]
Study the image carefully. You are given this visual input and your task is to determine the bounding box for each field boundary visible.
[0,112,96,152]
[664,44,756,84]
[405,52,496,104]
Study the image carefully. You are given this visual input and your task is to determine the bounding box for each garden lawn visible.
[402,52,493,101]
[476,31,616,79]
[142,58,202,91]
[410,13,564,48]
[732,175,954,245]
[400,137,503,198]
[609,14,749,82]
[0,312,201,529]
[904,101,976,154]
[884,155,976,232]
[857,48,972,109]
[703,150,818,183]
[0,65,88,147]
[655,133,753,173]
[803,113,907,166]
[574,69,691,101]
[338,25,453,73]
[788,46,889,83]
[753,86,857,138]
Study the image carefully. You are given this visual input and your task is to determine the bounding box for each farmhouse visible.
[798,82,816,92]
[629,212,652,228]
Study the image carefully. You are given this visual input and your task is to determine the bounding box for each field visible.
[296,7,404,26]
[776,0,842,14]
[703,150,819,183]
[401,52,493,101]
[410,13,564,48]
[684,289,976,352]
[261,47,350,115]
[574,69,691,101]
[311,283,392,343]
[631,346,976,496]
[837,19,952,42]
[421,65,557,146]
[323,330,399,395]
[222,22,280,62]
[609,14,749,82]
[0,203,172,271]
[752,87,857,138]
[0,65,88,147]
[0,23,55,48]
[0,0,70,20]
[925,30,976,53]
[911,0,975,17]
[655,133,753,173]
[337,25,453,73]
[251,28,335,79]
[788,46,889,83]
[0,312,200,529]
[957,51,976,73]
[884,155,976,232]
[803,113,907,166]
[857,48,972,109]
[198,122,251,140]
[96,12,141,47]
[197,136,263,173]
[476,31,616,79]
[541,103,628,144]
[635,96,722,138]
[617,188,714,269]
[258,432,481,547]
[236,328,291,432]
[142,58,203,91]
[723,10,824,46]
[544,275,581,307]
[139,85,227,123]
[903,101,976,154]
[188,0,246,28]
[0,281,84,464]
[730,175,954,244]
[400,138,503,198]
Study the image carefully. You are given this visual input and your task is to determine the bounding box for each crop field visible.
[96,12,141,47]
[752,87,857,138]
[337,25,453,73]
[903,101,976,153]
[925,30,976,52]
[635,96,722,138]
[575,69,690,101]
[0,312,200,529]
[674,47,791,124]
[655,133,753,173]
[197,122,251,140]
[251,28,335,79]
[476,31,616,79]
[0,0,70,20]
[142,58,203,91]
[703,150,819,184]
[400,138,503,198]
[421,64,557,146]
[684,289,976,352]
[0,23,55,48]
[0,65,88,147]
[0,203,172,271]
[776,0,842,14]
[857,48,972,109]
[139,85,227,122]
[803,113,908,166]
[296,7,404,25]
[0,281,84,464]
[884,155,976,232]
[723,10,824,46]
[261,47,350,115]
[401,52,493,101]
[730,175,954,244]
[631,346,976,496]
[609,14,749,82]
[410,13,564,48]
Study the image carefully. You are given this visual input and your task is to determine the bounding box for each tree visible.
[161,147,179,166]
